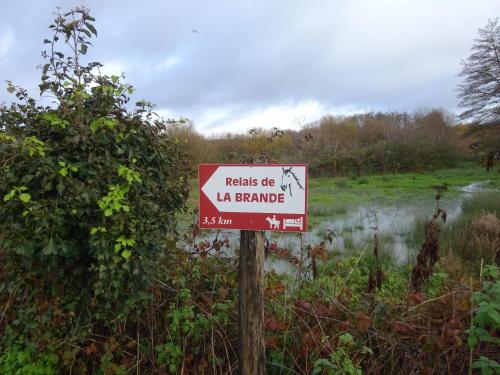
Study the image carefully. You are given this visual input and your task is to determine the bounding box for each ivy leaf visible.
[122,249,132,260]
[19,193,31,203]
[104,208,113,217]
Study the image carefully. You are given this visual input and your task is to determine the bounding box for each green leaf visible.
[81,29,91,38]
[122,249,132,260]
[19,193,31,203]
[487,308,500,325]
[43,239,57,255]
[85,22,97,36]
[104,208,113,217]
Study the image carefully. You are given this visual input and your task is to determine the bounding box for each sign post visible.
[238,229,266,374]
[198,164,307,374]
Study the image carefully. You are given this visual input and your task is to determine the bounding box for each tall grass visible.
[441,192,500,270]
[308,203,347,217]
[460,191,500,216]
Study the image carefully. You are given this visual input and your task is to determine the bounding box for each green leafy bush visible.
[0,344,59,375]
[467,265,500,373]
[0,7,189,331]
[424,270,448,298]
[312,333,362,375]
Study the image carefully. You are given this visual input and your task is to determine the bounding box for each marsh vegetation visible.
[1,7,499,375]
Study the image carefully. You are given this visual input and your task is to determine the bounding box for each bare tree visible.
[457,18,500,123]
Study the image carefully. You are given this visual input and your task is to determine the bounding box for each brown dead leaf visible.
[265,336,280,348]
[218,288,228,300]
[393,321,413,335]
[200,294,213,307]
[84,342,99,356]
[265,317,288,331]
[458,297,471,312]
[408,292,425,305]
[355,311,372,332]
[453,334,463,347]
[125,339,137,350]
[339,319,352,331]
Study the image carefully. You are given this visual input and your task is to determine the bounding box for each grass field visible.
[308,163,500,204]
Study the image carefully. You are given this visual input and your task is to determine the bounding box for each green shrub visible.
[357,177,369,185]
[312,333,362,375]
[335,177,349,188]
[423,270,448,298]
[0,7,189,328]
[467,265,500,373]
[0,344,59,375]
[155,343,183,374]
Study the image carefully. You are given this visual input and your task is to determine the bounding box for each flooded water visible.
[180,181,494,273]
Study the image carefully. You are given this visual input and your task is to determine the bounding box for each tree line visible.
[168,109,478,176]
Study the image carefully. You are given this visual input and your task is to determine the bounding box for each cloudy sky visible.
[0,1,497,134]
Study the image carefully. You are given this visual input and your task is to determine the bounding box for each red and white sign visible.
[199,164,308,232]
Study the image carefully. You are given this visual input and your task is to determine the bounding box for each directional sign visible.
[198,164,307,232]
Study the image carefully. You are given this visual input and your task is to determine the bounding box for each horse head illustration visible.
[280,167,304,197]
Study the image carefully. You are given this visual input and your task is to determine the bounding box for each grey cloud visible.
[0,0,498,131]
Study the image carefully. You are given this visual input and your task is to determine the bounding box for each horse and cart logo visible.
[265,215,304,230]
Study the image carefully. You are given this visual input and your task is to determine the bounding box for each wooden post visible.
[238,230,266,374]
